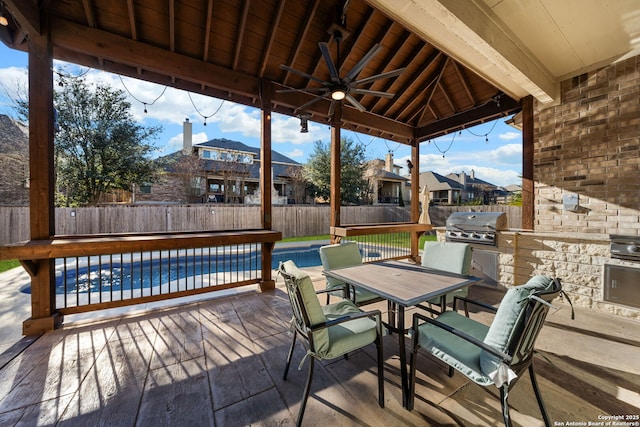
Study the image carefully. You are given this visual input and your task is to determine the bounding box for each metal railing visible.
[330,223,432,263]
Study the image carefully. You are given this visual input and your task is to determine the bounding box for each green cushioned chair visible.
[421,241,473,313]
[319,241,383,306]
[408,275,571,427]
[279,260,384,427]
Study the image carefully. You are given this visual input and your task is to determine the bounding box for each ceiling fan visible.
[278,30,405,116]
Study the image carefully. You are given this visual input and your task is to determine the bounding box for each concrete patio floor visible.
[0,265,638,426]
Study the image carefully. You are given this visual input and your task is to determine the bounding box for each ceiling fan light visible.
[331,89,346,100]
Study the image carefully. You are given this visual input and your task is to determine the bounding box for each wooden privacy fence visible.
[0,204,521,245]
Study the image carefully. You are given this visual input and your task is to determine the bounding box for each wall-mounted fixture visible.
[0,3,9,27]
[563,193,579,211]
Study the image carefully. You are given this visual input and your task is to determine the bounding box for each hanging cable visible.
[465,119,499,143]
[187,92,224,126]
[433,131,457,158]
[53,66,91,86]
[384,139,401,153]
[353,132,376,147]
[118,75,167,113]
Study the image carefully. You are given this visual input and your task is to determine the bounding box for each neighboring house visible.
[136,120,304,205]
[446,170,501,204]
[417,171,464,205]
[364,153,408,205]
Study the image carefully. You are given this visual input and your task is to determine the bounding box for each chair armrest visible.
[310,309,382,332]
[452,296,498,313]
[412,312,512,364]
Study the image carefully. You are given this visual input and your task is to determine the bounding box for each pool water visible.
[25,244,324,295]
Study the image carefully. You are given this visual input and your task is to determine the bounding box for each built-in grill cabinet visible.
[445,212,507,246]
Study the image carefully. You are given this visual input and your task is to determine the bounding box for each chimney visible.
[183,118,192,154]
[470,169,475,180]
[385,152,393,172]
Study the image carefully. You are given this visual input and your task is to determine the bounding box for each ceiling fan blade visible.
[280,64,326,84]
[276,87,328,94]
[328,100,336,117]
[345,94,366,112]
[351,88,395,98]
[354,67,406,86]
[318,42,340,83]
[295,94,326,112]
[343,44,382,84]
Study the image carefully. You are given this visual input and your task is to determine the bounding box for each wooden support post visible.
[522,95,534,230]
[410,140,421,262]
[330,104,342,244]
[260,82,275,291]
[23,26,63,335]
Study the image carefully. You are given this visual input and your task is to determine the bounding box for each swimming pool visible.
[22,243,325,295]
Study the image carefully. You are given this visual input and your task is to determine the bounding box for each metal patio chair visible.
[279,260,384,427]
[408,275,571,426]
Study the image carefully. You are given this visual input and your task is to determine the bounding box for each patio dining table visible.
[323,260,480,408]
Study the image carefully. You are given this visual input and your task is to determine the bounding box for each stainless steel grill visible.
[445,212,507,246]
[609,234,640,261]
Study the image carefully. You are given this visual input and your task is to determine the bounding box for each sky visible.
[0,43,523,187]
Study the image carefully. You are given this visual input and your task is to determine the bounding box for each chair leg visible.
[529,365,551,427]
[407,347,418,411]
[283,333,297,380]
[376,333,385,408]
[296,356,315,427]
[500,385,513,427]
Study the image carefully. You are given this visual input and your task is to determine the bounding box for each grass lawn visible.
[0,259,21,274]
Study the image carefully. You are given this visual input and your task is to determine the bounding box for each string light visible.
[118,75,167,114]
[187,92,224,126]
[433,131,457,158]
[54,66,91,87]
[465,119,499,144]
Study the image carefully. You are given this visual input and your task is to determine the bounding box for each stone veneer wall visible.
[435,229,639,320]
[533,55,640,235]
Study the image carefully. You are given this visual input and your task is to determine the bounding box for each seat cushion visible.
[479,275,554,377]
[416,311,492,385]
[321,299,377,359]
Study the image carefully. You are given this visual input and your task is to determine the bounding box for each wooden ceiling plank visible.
[202,0,214,61]
[81,0,96,28]
[233,0,251,71]
[258,0,286,78]
[282,0,320,85]
[437,81,455,113]
[450,60,476,106]
[126,0,138,40]
[169,0,176,52]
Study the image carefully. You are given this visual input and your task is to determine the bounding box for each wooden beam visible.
[416,95,521,141]
[3,0,40,36]
[521,95,534,230]
[260,81,275,291]
[49,16,261,98]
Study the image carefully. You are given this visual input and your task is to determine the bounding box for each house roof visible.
[419,171,463,191]
[196,138,300,165]
[446,171,496,188]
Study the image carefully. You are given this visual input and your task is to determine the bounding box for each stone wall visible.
[533,55,640,235]
[435,229,639,320]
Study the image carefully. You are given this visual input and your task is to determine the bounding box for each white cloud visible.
[499,131,521,141]
[286,148,304,158]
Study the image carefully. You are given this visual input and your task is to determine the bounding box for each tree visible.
[171,154,206,203]
[304,137,369,205]
[54,76,161,205]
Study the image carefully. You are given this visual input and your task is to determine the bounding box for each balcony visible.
[0,265,637,426]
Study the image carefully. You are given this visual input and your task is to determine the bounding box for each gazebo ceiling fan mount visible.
[278,25,405,117]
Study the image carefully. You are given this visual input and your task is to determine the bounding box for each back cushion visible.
[319,241,363,288]
[422,241,472,275]
[480,275,554,375]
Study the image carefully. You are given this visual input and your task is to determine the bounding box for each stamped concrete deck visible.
[0,265,638,426]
